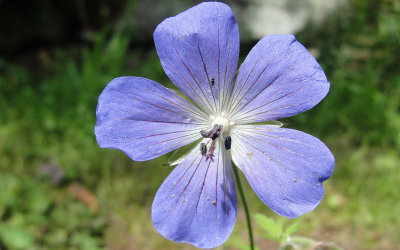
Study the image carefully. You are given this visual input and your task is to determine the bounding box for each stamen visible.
[213,124,223,131]
[200,143,207,156]
[210,129,221,140]
[224,136,231,150]
[200,130,211,138]
[199,124,223,140]
[199,124,225,161]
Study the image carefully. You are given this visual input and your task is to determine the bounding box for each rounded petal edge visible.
[152,141,237,248]
[95,76,207,161]
[154,2,240,115]
[229,34,330,123]
[231,125,334,218]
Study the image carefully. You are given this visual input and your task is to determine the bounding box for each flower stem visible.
[232,164,255,250]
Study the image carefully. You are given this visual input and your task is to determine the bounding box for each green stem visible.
[232,164,255,250]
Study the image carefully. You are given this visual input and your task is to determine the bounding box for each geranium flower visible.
[95,2,334,249]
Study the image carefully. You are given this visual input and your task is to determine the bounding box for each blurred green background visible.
[0,0,399,249]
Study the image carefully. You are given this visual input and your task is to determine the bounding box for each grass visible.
[1,0,400,249]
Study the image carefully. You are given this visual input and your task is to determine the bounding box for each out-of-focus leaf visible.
[0,174,19,209]
[378,12,400,42]
[71,232,103,250]
[27,188,51,214]
[254,213,283,240]
[45,229,68,246]
[283,222,299,239]
[0,224,34,250]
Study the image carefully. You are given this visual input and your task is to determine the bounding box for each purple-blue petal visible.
[95,77,208,161]
[231,125,334,218]
[229,35,330,123]
[152,141,237,249]
[154,2,240,115]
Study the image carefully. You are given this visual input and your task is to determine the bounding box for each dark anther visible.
[200,143,207,156]
[214,124,223,131]
[200,130,210,138]
[210,130,220,140]
[224,136,231,150]
[200,124,223,140]
[210,77,215,86]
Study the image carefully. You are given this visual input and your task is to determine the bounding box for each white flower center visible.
[212,116,230,134]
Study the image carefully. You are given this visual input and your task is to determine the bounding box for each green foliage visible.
[294,0,400,149]
[0,173,105,249]
[0,28,130,249]
[254,214,298,242]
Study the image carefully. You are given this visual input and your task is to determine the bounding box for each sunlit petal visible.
[152,141,237,249]
[154,2,240,115]
[231,125,334,218]
[95,77,208,161]
[229,35,329,123]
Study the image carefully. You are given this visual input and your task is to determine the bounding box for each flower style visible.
[95,2,334,249]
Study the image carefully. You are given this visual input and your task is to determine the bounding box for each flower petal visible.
[231,125,334,218]
[152,141,237,249]
[229,35,329,123]
[154,2,240,115]
[95,77,209,161]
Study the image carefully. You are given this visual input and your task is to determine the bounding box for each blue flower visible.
[95,2,334,249]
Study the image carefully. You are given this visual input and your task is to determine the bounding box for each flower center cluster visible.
[198,115,232,161]
[211,116,230,135]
